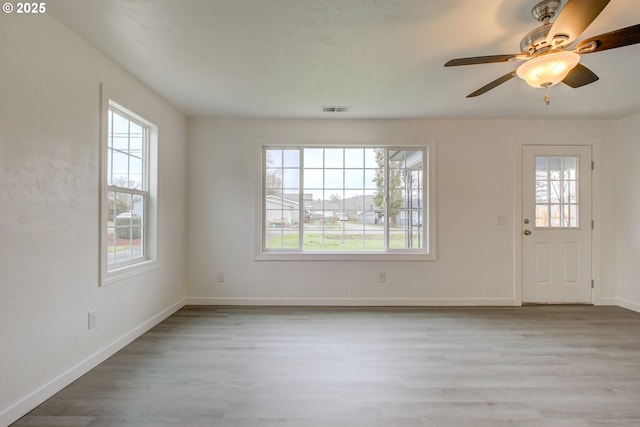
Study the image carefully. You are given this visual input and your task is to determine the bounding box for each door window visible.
[535,156,579,228]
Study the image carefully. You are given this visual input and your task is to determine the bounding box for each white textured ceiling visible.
[48,0,640,119]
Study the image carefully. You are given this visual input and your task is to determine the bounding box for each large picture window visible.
[262,146,431,257]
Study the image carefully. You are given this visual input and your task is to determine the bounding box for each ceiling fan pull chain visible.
[544,85,550,105]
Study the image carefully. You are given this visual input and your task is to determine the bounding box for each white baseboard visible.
[1,298,187,427]
[185,297,519,307]
[618,298,640,313]
[596,297,619,306]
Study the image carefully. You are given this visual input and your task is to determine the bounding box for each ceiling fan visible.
[444,0,640,104]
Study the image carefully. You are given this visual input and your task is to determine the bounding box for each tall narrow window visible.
[101,99,157,283]
[262,146,431,257]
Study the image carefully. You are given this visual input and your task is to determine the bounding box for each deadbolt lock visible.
[524,230,532,235]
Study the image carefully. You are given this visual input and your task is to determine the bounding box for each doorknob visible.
[524,230,531,235]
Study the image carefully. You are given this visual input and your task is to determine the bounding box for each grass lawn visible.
[266,229,421,250]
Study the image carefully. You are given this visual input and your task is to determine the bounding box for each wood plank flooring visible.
[12,306,640,426]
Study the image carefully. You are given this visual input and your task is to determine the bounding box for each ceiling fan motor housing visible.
[520,23,554,55]
[521,0,570,56]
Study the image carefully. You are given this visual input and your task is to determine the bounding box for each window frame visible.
[256,143,436,261]
[99,88,159,285]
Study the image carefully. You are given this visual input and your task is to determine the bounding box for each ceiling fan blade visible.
[576,23,640,54]
[546,0,611,47]
[466,71,517,98]
[445,54,520,67]
[562,63,599,88]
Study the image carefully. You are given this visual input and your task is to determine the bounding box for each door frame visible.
[513,139,603,306]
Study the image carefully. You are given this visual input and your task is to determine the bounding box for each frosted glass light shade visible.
[516,51,580,88]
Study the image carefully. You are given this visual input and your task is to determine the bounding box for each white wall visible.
[0,14,188,425]
[187,118,618,306]
[617,112,640,311]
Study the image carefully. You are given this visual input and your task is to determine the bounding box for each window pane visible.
[111,151,128,185]
[344,169,364,188]
[363,229,384,250]
[266,150,282,167]
[536,205,549,227]
[115,192,132,218]
[364,148,379,168]
[281,232,299,249]
[550,181,561,203]
[389,228,406,249]
[265,232,284,249]
[549,157,562,180]
[322,231,345,250]
[129,156,143,190]
[344,148,364,168]
[325,149,343,168]
[265,168,283,191]
[550,204,561,227]
[129,122,144,153]
[304,169,323,189]
[132,194,145,224]
[564,157,576,179]
[324,169,343,188]
[282,169,299,190]
[283,150,299,167]
[567,205,578,227]
[265,221,299,249]
[111,134,129,152]
[535,156,548,175]
[364,169,377,189]
[111,194,144,265]
[567,181,577,203]
[111,111,129,137]
[266,209,287,227]
[535,180,548,203]
[304,148,323,168]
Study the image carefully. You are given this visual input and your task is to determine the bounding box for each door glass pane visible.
[535,156,579,228]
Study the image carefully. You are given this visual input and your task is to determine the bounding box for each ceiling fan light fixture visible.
[516,51,580,88]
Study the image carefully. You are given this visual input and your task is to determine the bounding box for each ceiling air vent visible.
[322,106,351,113]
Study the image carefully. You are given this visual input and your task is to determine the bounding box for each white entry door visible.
[522,145,592,304]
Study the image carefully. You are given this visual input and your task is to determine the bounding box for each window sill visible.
[102,259,160,286]
[254,252,435,261]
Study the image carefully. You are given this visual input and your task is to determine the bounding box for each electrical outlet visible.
[378,272,386,283]
[217,271,225,283]
[88,310,98,330]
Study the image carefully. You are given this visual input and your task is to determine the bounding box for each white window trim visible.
[99,84,159,285]
[255,141,436,261]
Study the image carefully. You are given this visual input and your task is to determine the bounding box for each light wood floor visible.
[13,306,640,426]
